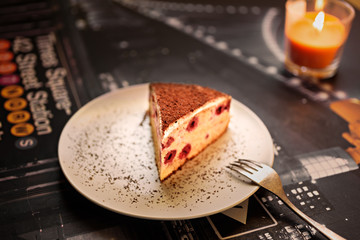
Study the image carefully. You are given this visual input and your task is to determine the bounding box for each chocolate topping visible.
[150,82,230,133]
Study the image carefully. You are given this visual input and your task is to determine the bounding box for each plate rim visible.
[58,83,274,220]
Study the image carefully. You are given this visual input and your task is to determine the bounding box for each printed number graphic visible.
[7,110,31,124]
[1,85,24,98]
[0,62,17,75]
[0,75,20,86]
[0,39,10,51]
[11,123,34,137]
[4,98,27,111]
[0,51,14,62]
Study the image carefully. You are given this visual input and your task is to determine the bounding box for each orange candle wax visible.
[286,12,345,69]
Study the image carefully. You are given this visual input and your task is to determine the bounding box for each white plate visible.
[58,83,274,220]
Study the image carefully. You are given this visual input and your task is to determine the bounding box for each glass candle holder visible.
[284,0,355,79]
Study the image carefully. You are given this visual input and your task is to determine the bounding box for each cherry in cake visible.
[149,82,231,181]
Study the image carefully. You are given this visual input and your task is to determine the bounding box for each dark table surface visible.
[1,0,360,239]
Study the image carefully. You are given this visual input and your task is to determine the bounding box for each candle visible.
[284,0,355,79]
[286,11,345,69]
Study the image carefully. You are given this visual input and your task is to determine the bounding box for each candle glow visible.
[315,0,324,11]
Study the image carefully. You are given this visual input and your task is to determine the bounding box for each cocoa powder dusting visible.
[150,82,230,132]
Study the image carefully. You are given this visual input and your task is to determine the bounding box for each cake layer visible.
[149,83,231,181]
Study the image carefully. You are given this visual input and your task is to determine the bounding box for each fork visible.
[227,159,346,240]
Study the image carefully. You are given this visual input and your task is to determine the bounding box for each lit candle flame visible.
[313,11,325,32]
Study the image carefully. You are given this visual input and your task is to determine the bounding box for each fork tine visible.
[229,162,253,174]
[237,159,264,169]
[232,159,263,175]
[238,161,259,173]
[226,164,253,180]
[227,159,269,184]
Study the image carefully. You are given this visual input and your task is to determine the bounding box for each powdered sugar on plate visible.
[58,83,273,220]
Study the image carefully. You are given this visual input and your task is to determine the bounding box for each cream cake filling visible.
[150,91,231,180]
[162,97,227,139]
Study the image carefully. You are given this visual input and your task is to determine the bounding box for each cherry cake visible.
[149,82,231,181]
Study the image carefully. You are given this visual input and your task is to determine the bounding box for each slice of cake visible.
[149,82,231,181]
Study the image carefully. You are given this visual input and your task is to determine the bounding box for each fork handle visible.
[278,193,346,240]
